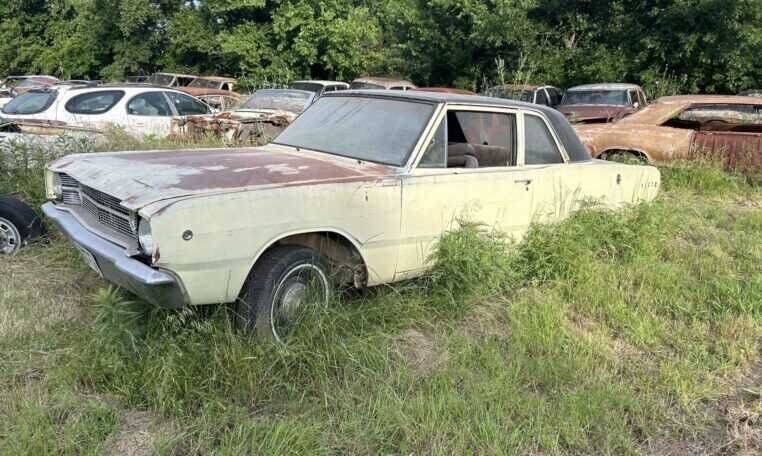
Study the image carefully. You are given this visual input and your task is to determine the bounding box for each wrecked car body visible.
[575,95,762,173]
[172,89,315,145]
[177,77,240,111]
[559,83,647,123]
[44,91,659,342]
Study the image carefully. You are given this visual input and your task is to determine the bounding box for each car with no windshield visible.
[288,80,349,97]
[559,83,647,123]
[43,91,660,342]
[575,95,762,173]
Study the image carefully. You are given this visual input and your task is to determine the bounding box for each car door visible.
[125,91,176,137]
[62,89,126,131]
[396,105,535,279]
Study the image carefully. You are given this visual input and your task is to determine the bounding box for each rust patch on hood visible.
[48,144,394,210]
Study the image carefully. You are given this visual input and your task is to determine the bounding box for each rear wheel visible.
[0,196,42,255]
[237,246,331,343]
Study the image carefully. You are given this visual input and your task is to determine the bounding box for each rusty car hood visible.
[48,144,394,211]
[177,87,239,98]
[559,105,635,123]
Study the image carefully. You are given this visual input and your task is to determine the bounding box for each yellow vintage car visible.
[43,91,660,342]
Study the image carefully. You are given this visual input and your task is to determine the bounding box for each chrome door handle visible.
[514,179,532,185]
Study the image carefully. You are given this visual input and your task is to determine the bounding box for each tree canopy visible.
[1,0,759,93]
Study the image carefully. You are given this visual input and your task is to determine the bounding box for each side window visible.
[524,114,563,165]
[638,90,647,105]
[127,92,172,116]
[535,90,549,106]
[418,111,517,168]
[65,90,124,115]
[419,118,447,168]
[390,86,405,91]
[549,89,562,106]
[166,92,211,115]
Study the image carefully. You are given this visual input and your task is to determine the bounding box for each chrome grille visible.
[56,173,137,240]
[80,186,136,239]
[58,173,82,205]
[58,173,79,187]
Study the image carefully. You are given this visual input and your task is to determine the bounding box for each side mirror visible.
[633,102,640,109]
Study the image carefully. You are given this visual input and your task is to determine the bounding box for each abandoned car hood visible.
[48,144,393,211]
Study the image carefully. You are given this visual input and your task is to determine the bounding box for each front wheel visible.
[237,246,331,344]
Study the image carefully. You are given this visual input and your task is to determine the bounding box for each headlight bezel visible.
[137,218,154,256]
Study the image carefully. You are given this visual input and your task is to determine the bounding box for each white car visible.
[0,84,213,137]
[44,91,660,342]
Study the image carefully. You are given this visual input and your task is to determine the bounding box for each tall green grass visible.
[1,156,759,454]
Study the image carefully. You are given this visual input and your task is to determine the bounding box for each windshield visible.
[240,90,312,113]
[2,90,58,115]
[350,82,385,90]
[562,90,628,106]
[274,96,435,166]
[189,78,221,89]
[147,74,175,86]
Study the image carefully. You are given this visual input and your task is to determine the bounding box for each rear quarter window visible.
[65,90,125,115]
[1,90,58,115]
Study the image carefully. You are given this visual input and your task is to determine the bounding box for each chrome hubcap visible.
[271,264,329,343]
[0,217,20,255]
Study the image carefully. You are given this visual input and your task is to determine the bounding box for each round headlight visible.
[138,219,154,255]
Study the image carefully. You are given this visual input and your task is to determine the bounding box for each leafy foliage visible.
[0,0,759,92]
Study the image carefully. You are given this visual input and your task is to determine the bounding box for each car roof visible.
[324,90,565,114]
[292,80,349,86]
[567,83,641,91]
[194,76,236,83]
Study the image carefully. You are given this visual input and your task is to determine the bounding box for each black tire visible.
[0,196,43,255]
[237,246,331,343]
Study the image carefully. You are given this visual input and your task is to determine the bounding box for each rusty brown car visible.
[559,83,647,123]
[178,78,241,111]
[575,95,762,173]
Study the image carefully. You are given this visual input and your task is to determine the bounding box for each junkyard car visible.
[147,72,198,88]
[43,91,660,342]
[350,76,417,91]
[1,84,213,138]
[177,76,240,111]
[559,83,647,123]
[289,80,349,97]
[174,89,316,144]
[575,95,762,172]
[483,84,563,108]
[0,195,43,255]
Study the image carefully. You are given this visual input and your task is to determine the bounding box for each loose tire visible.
[0,196,43,255]
[238,246,331,343]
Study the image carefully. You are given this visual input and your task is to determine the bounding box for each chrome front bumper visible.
[42,202,187,308]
